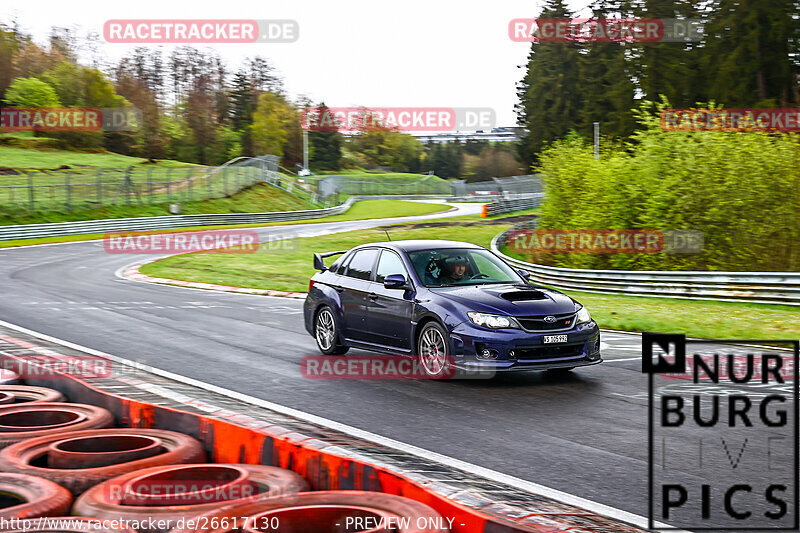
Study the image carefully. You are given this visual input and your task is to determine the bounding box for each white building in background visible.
[410,127,523,144]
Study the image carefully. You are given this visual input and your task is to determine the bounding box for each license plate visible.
[543,334,568,344]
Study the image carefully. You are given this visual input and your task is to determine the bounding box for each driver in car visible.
[438,256,468,284]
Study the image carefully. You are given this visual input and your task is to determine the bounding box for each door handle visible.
[368,293,379,300]
[332,286,344,293]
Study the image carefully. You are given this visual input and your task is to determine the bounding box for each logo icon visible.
[642,332,686,373]
[544,316,556,323]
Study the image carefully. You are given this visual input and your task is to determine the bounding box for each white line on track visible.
[0,317,689,532]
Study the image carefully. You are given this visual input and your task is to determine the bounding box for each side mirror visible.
[517,269,531,280]
[384,273,408,290]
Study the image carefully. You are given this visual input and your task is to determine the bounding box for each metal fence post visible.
[65,171,73,212]
[96,169,104,205]
[28,172,35,212]
[147,168,154,204]
[166,168,173,203]
[124,166,133,206]
[186,168,194,202]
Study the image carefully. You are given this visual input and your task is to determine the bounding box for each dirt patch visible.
[379,213,536,230]
[0,168,20,175]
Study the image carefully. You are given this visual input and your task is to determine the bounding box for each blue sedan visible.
[303,240,602,377]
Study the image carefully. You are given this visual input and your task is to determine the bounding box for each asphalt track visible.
[0,201,795,530]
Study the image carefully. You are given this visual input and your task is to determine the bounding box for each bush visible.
[533,102,800,272]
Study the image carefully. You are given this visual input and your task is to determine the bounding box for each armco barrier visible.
[485,194,543,216]
[492,223,800,306]
[0,329,648,533]
[0,195,489,242]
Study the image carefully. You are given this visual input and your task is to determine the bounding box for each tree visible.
[185,80,219,164]
[462,146,523,181]
[631,0,706,108]
[250,92,288,157]
[516,0,584,167]
[424,141,461,178]
[702,0,799,106]
[229,71,254,131]
[308,103,343,171]
[115,73,164,158]
[281,103,304,167]
[577,0,636,139]
[0,26,22,101]
[4,77,60,107]
[347,120,424,171]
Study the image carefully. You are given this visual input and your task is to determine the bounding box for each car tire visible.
[0,403,115,449]
[168,491,447,533]
[0,385,65,404]
[0,370,20,385]
[73,464,309,533]
[0,428,206,495]
[314,306,349,355]
[417,322,453,379]
[0,472,73,520]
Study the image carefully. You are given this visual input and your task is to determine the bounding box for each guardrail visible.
[0,194,486,242]
[485,194,543,216]
[492,222,800,306]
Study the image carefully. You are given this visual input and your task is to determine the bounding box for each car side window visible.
[344,249,379,281]
[329,255,345,274]
[375,250,409,284]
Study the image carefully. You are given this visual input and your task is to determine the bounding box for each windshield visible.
[408,248,524,287]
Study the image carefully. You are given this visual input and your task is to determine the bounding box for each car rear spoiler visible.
[313,250,347,271]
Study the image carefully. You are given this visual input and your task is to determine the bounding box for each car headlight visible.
[576,306,592,325]
[467,312,518,329]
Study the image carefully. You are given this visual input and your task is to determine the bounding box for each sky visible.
[1,0,592,127]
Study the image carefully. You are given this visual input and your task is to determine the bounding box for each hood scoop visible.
[500,290,548,302]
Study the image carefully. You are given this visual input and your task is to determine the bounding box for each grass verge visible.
[0,183,313,226]
[0,200,450,249]
[140,218,800,340]
[0,144,191,170]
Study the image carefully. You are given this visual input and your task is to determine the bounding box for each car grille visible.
[517,313,576,331]
[515,342,585,361]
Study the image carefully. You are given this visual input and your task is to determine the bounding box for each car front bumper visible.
[448,320,602,372]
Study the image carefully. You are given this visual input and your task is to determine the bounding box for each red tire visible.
[73,464,309,533]
[47,433,166,469]
[0,369,20,385]
[0,385,65,404]
[0,473,72,520]
[169,491,448,533]
[0,429,206,495]
[0,403,113,449]
[0,517,136,533]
